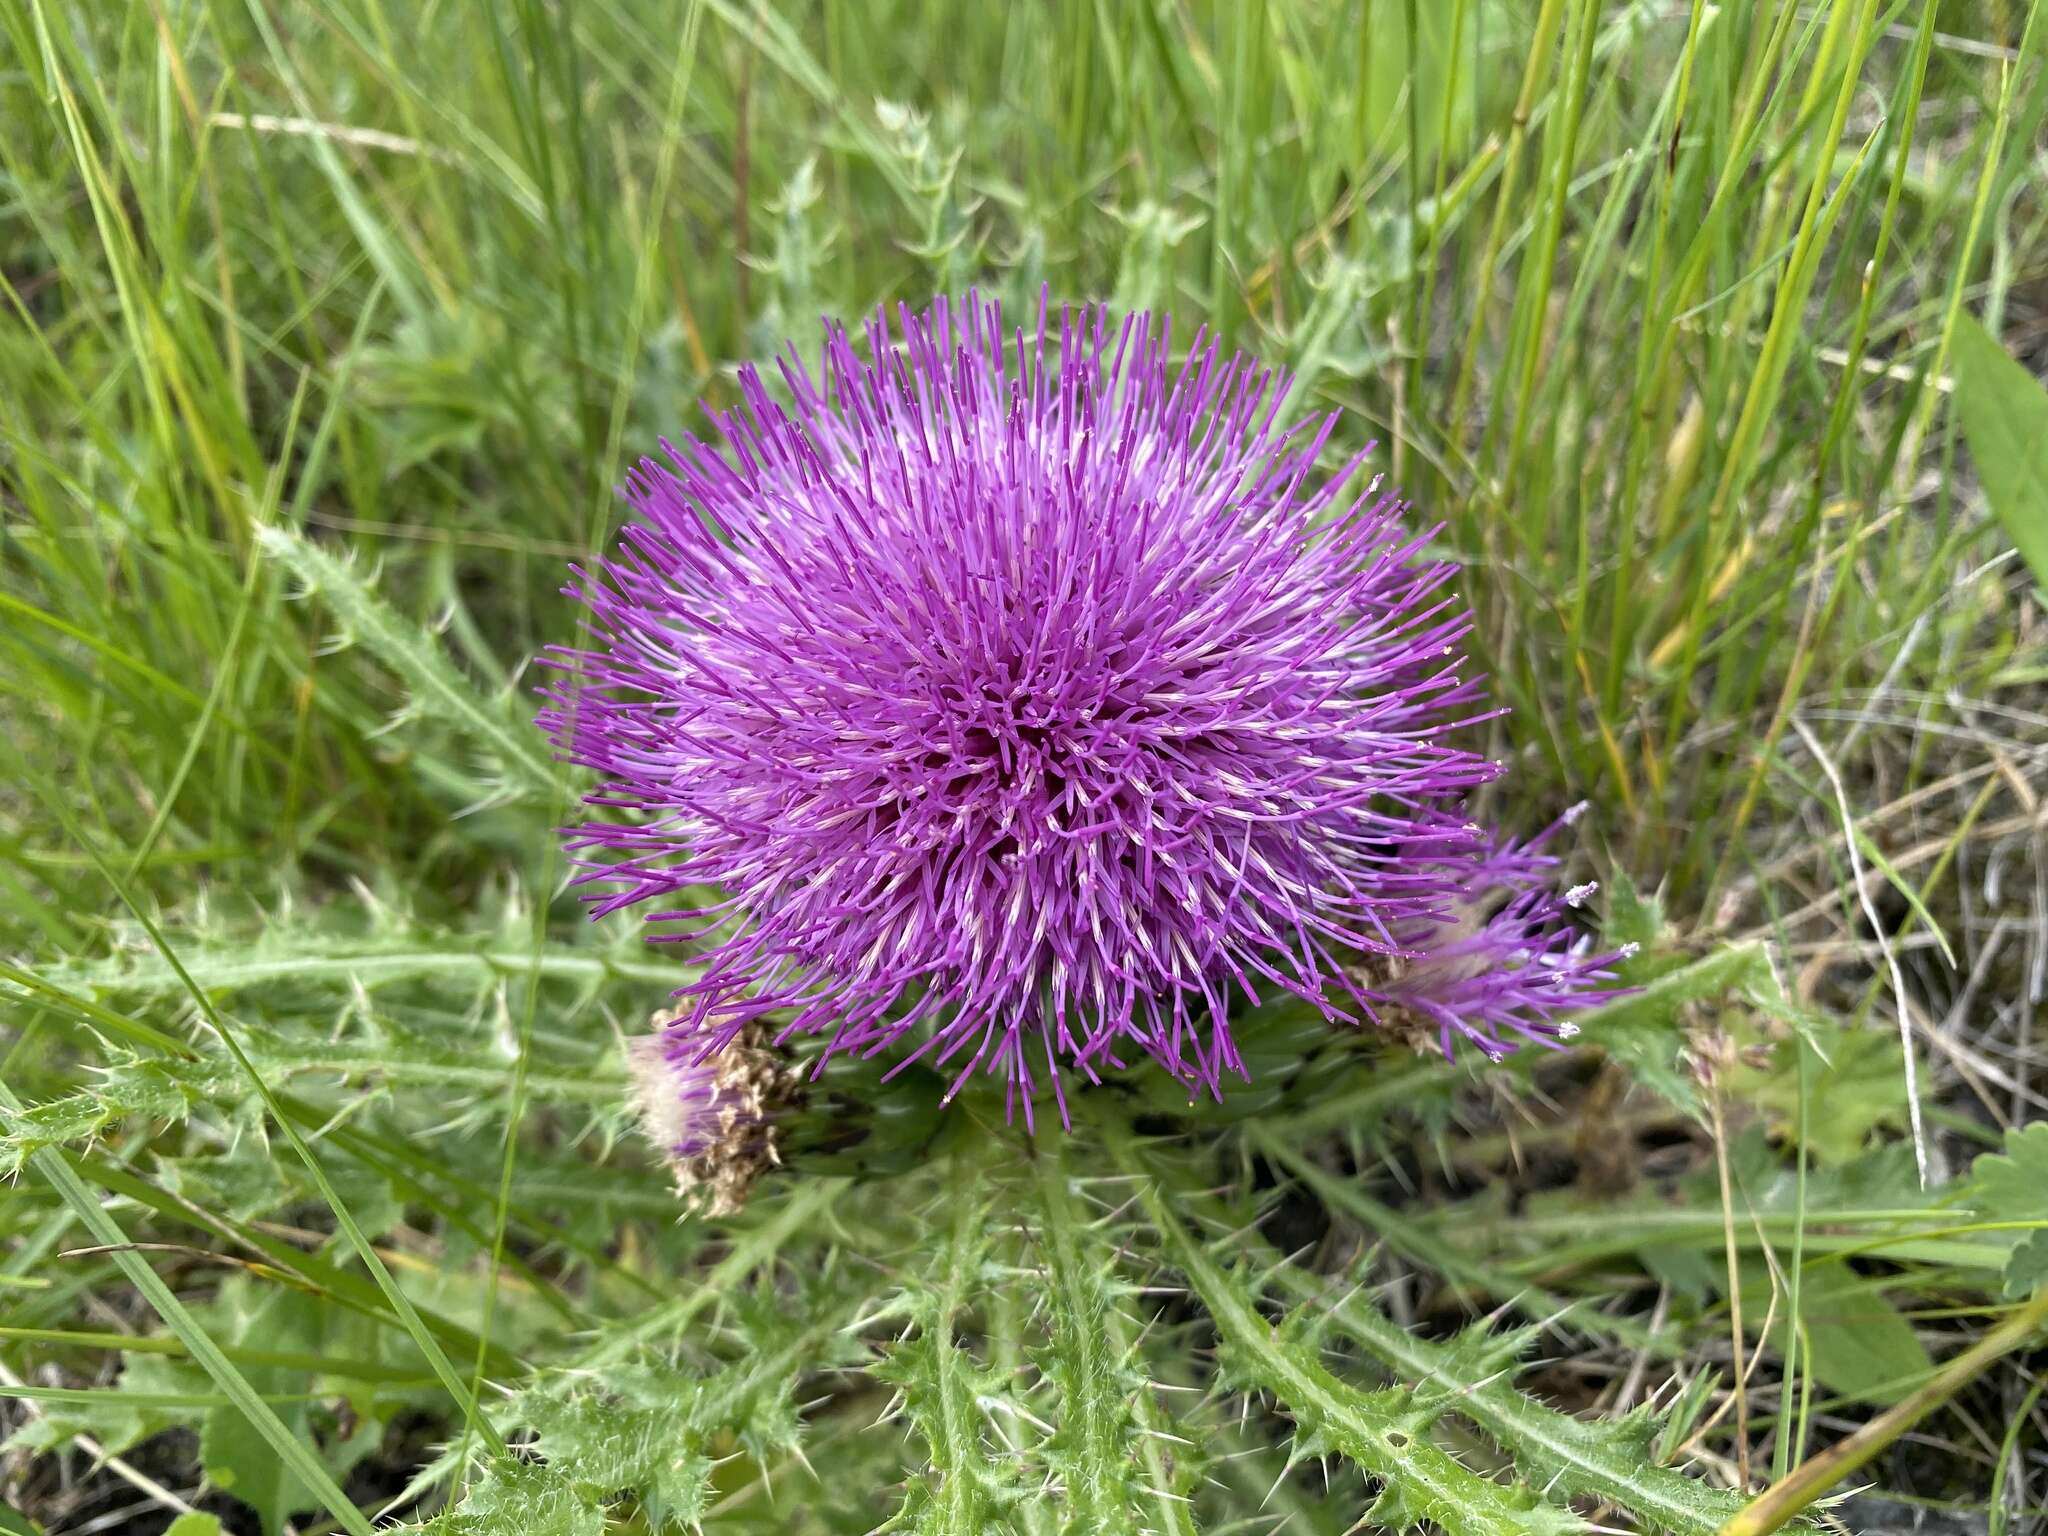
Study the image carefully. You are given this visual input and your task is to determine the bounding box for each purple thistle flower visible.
[1351,805,1634,1062]
[542,293,1622,1126]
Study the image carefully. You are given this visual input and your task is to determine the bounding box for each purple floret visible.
[541,293,1623,1125]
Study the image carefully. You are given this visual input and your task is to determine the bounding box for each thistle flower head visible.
[545,294,1620,1124]
[625,1009,793,1216]
[1355,805,1633,1061]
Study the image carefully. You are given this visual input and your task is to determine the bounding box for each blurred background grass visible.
[3,0,2047,1531]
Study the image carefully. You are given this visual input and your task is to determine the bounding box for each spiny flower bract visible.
[543,294,1622,1125]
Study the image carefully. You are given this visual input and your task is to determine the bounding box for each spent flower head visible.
[625,1008,794,1216]
[544,294,1624,1125]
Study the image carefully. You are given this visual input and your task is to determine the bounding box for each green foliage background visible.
[3,0,2047,1531]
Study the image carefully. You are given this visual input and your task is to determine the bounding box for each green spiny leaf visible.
[1030,1154,1148,1536]
[1123,1137,1583,1536]
[257,523,559,800]
[409,1461,605,1536]
[29,926,681,1001]
[1274,1268,1743,1536]
[874,1169,1029,1533]
[465,1267,862,1529]
[519,1384,716,1530]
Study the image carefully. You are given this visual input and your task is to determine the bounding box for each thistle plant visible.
[543,295,1624,1152]
[7,4,2041,1531]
